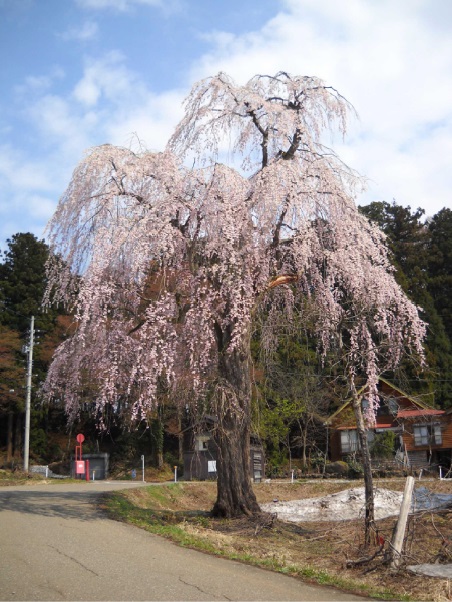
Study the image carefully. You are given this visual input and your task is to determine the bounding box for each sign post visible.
[75,434,85,479]
[141,455,145,482]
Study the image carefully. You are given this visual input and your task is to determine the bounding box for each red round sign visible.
[76,433,85,443]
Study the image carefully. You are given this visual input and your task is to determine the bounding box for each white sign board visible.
[208,460,217,473]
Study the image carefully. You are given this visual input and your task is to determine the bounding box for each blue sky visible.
[1,0,451,249]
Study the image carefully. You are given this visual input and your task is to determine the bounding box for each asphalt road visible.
[0,481,368,601]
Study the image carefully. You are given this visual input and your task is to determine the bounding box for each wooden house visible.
[182,416,265,482]
[325,378,452,472]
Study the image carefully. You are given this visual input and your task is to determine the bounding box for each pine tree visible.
[428,209,452,341]
[359,201,452,407]
[0,233,54,334]
[427,208,452,407]
[0,233,65,462]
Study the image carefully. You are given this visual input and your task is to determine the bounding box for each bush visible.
[30,428,47,461]
[307,451,326,473]
[370,431,396,459]
[324,461,349,476]
[163,452,183,476]
[344,454,364,478]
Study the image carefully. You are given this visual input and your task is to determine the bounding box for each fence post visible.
[390,476,415,568]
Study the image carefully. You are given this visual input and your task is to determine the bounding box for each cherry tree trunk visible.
[211,332,260,518]
[351,394,375,546]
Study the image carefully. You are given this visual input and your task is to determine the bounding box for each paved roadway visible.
[0,482,368,601]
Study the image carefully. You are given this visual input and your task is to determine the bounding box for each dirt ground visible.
[123,478,452,601]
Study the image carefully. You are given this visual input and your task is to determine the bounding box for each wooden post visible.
[390,476,415,568]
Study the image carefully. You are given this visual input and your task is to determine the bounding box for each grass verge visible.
[102,482,418,601]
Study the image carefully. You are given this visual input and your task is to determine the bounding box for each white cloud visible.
[0,146,63,245]
[0,44,177,245]
[15,67,65,95]
[1,50,185,245]
[188,0,452,215]
[105,89,184,151]
[28,194,58,221]
[72,51,141,107]
[0,145,54,192]
[27,95,93,156]
[69,52,184,150]
[14,48,184,170]
[75,0,180,13]
[60,20,99,42]
[3,0,451,251]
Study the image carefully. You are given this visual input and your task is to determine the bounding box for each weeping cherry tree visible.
[43,72,425,519]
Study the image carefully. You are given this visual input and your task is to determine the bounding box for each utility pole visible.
[23,315,34,472]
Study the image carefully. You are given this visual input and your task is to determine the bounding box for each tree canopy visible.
[43,72,425,516]
[428,208,452,343]
[0,233,54,334]
[0,233,66,462]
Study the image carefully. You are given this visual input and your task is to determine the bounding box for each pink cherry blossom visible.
[42,72,425,516]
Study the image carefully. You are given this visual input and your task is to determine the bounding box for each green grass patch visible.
[105,488,217,553]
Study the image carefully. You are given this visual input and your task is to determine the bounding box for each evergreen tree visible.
[0,233,54,334]
[0,326,23,460]
[0,233,65,463]
[428,208,452,341]
[359,202,452,407]
[427,208,452,407]
[358,201,428,293]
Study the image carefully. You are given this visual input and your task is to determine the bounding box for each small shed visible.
[71,453,109,480]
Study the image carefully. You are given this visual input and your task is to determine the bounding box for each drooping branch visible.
[44,71,426,521]
[268,275,299,289]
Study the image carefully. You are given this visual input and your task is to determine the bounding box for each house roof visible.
[378,377,432,409]
[397,409,445,418]
[324,376,434,426]
[337,422,394,430]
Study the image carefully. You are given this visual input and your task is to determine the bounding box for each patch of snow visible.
[30,465,68,479]
[407,564,452,578]
[413,486,452,512]
[261,487,404,522]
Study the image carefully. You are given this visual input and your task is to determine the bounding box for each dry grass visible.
[109,478,452,601]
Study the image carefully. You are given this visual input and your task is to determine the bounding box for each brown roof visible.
[337,422,394,430]
[397,409,444,418]
[325,377,436,426]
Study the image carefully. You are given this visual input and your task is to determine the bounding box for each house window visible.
[388,398,399,415]
[196,435,210,451]
[340,430,359,454]
[413,424,442,446]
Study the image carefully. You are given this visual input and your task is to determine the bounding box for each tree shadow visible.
[0,488,108,521]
